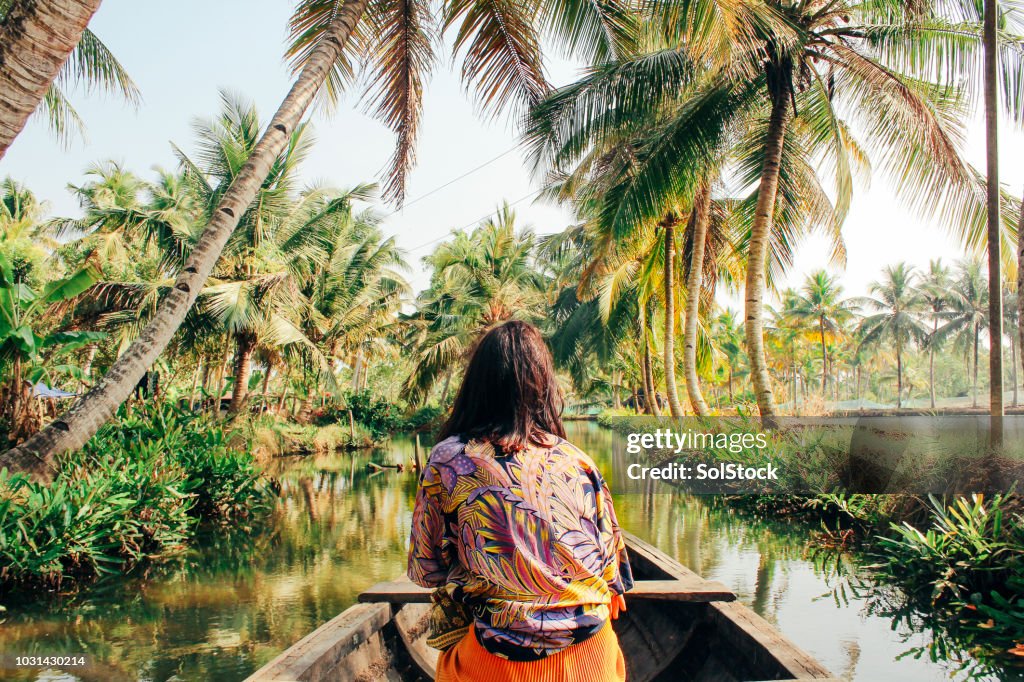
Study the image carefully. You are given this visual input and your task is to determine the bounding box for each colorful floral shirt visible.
[408,435,633,661]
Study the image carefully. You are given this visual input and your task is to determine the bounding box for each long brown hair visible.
[438,320,565,452]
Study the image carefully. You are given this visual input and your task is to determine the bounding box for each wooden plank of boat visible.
[621,531,833,681]
[359,578,736,604]
[246,533,834,682]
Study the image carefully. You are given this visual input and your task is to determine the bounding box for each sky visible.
[2,0,1023,304]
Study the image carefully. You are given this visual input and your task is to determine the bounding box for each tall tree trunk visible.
[984,0,1003,441]
[663,219,685,417]
[189,360,202,411]
[896,343,903,409]
[973,323,980,408]
[929,318,937,409]
[1018,184,1024,411]
[0,0,103,160]
[260,362,272,414]
[1,0,370,478]
[351,347,364,391]
[80,343,98,393]
[683,185,711,416]
[642,337,660,416]
[212,339,232,416]
[612,370,622,409]
[745,71,791,423]
[1012,325,1018,407]
[229,334,256,414]
[818,319,828,397]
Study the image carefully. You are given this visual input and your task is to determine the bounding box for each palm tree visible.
[858,264,928,409]
[937,260,990,408]
[527,0,1024,422]
[917,260,952,408]
[405,205,546,400]
[0,0,104,157]
[787,271,856,399]
[712,309,745,407]
[295,188,409,409]
[3,0,640,472]
[682,183,713,416]
[983,0,1003,425]
[0,178,57,285]
[2,0,373,475]
[1004,288,1019,406]
[661,213,685,417]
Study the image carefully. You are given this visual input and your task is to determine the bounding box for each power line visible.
[405,187,547,254]
[386,146,519,215]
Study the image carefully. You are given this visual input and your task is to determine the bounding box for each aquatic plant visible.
[0,402,268,591]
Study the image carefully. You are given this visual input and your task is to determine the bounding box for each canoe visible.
[247,532,835,681]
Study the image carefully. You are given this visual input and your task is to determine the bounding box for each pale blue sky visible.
[1,0,1022,299]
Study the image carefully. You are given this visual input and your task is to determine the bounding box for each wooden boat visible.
[247,532,835,681]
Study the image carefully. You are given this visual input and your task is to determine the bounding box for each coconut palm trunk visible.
[189,360,202,411]
[0,0,103,160]
[0,0,370,478]
[260,363,272,413]
[662,217,685,417]
[1019,184,1024,407]
[745,72,791,423]
[929,318,938,409]
[642,337,660,416]
[973,322,980,408]
[683,185,711,416]
[1011,328,1018,406]
[818,319,828,397]
[896,341,903,409]
[983,0,1003,429]
[229,334,256,414]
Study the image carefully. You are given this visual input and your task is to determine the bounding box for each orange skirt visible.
[435,620,626,682]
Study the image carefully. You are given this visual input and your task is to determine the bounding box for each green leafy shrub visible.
[0,402,268,591]
[877,494,1024,605]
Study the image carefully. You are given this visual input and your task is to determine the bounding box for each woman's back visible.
[409,434,633,661]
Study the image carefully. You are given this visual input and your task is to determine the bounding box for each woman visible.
[408,320,632,682]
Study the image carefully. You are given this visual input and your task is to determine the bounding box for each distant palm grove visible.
[0,0,1023,474]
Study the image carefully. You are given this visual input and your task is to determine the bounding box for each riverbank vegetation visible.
[0,403,268,593]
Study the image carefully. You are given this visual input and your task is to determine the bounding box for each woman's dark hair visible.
[438,320,565,452]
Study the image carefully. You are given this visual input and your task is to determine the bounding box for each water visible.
[0,423,1011,681]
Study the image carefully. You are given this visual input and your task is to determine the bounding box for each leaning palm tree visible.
[857,263,928,409]
[527,0,1024,422]
[917,259,952,408]
[3,0,638,474]
[0,0,106,157]
[787,271,857,398]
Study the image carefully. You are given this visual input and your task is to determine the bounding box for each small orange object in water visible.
[436,617,626,682]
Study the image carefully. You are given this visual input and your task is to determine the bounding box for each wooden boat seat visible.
[359,578,736,604]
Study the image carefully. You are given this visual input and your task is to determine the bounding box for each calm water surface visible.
[0,423,1013,681]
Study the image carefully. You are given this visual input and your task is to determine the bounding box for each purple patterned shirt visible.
[407,435,633,661]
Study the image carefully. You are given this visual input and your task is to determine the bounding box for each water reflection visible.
[0,424,1008,681]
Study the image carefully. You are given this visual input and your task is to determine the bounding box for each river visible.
[0,422,1011,681]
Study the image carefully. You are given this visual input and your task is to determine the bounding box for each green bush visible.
[0,402,269,591]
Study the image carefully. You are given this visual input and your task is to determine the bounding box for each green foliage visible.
[344,390,401,438]
[877,494,1024,605]
[0,402,268,591]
